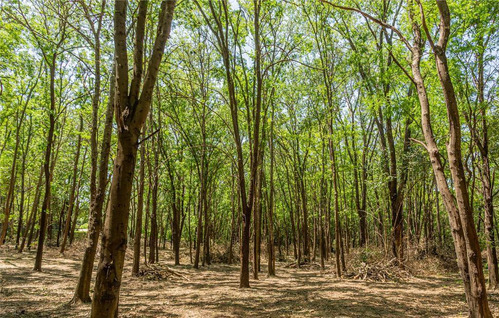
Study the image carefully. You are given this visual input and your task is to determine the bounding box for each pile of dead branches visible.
[345,258,412,282]
[137,264,189,281]
[284,261,323,270]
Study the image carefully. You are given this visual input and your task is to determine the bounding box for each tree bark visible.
[19,164,43,253]
[328,119,341,278]
[410,4,490,314]
[60,116,83,254]
[132,136,146,275]
[16,118,33,249]
[428,1,491,315]
[90,1,176,316]
[469,39,498,291]
[267,109,276,276]
[73,67,114,303]
[33,58,57,272]
[1,100,28,245]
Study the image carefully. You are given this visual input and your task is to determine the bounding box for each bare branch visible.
[319,0,412,51]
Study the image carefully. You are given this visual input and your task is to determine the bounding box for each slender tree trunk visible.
[19,164,44,253]
[60,116,83,254]
[203,188,210,266]
[253,164,264,279]
[132,138,146,275]
[1,107,27,245]
[299,171,310,261]
[149,133,159,264]
[194,191,203,268]
[267,112,276,276]
[71,0,106,301]
[69,155,86,245]
[475,45,498,291]
[409,9,489,315]
[56,201,66,247]
[33,59,57,272]
[328,124,341,277]
[172,200,181,265]
[240,205,251,287]
[429,2,491,314]
[16,120,32,249]
[144,187,150,265]
[434,179,442,247]
[229,171,236,264]
[72,68,114,303]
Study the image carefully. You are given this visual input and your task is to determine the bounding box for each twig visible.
[138,128,161,145]
[409,138,428,151]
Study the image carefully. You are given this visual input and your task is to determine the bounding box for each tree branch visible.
[409,137,428,151]
[319,0,412,51]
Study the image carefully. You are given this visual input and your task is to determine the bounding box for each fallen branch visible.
[137,263,190,281]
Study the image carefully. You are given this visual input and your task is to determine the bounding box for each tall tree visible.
[90,1,176,316]
[72,0,110,302]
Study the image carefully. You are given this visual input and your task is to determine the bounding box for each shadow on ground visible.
[0,246,498,317]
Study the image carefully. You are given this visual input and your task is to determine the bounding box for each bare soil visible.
[0,245,498,317]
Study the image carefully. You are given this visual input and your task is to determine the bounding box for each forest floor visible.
[0,244,498,318]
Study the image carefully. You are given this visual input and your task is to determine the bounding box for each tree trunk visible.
[16,119,32,249]
[430,1,491,314]
[475,42,498,291]
[91,1,176,315]
[149,138,158,264]
[194,192,203,269]
[72,67,114,304]
[172,200,181,265]
[91,131,138,315]
[33,59,57,272]
[19,164,44,253]
[60,116,83,254]
[69,152,86,245]
[253,160,264,279]
[267,111,276,276]
[409,7,490,314]
[132,138,146,276]
[328,121,341,278]
[1,101,28,245]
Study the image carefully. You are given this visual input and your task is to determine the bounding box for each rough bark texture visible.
[428,1,491,315]
[410,22,473,314]
[411,2,491,315]
[90,1,176,316]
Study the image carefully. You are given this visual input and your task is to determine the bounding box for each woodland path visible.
[0,246,498,318]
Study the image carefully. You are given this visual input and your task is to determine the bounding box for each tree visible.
[90,1,176,316]
[72,0,111,304]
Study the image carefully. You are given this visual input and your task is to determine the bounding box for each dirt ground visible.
[0,245,498,318]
